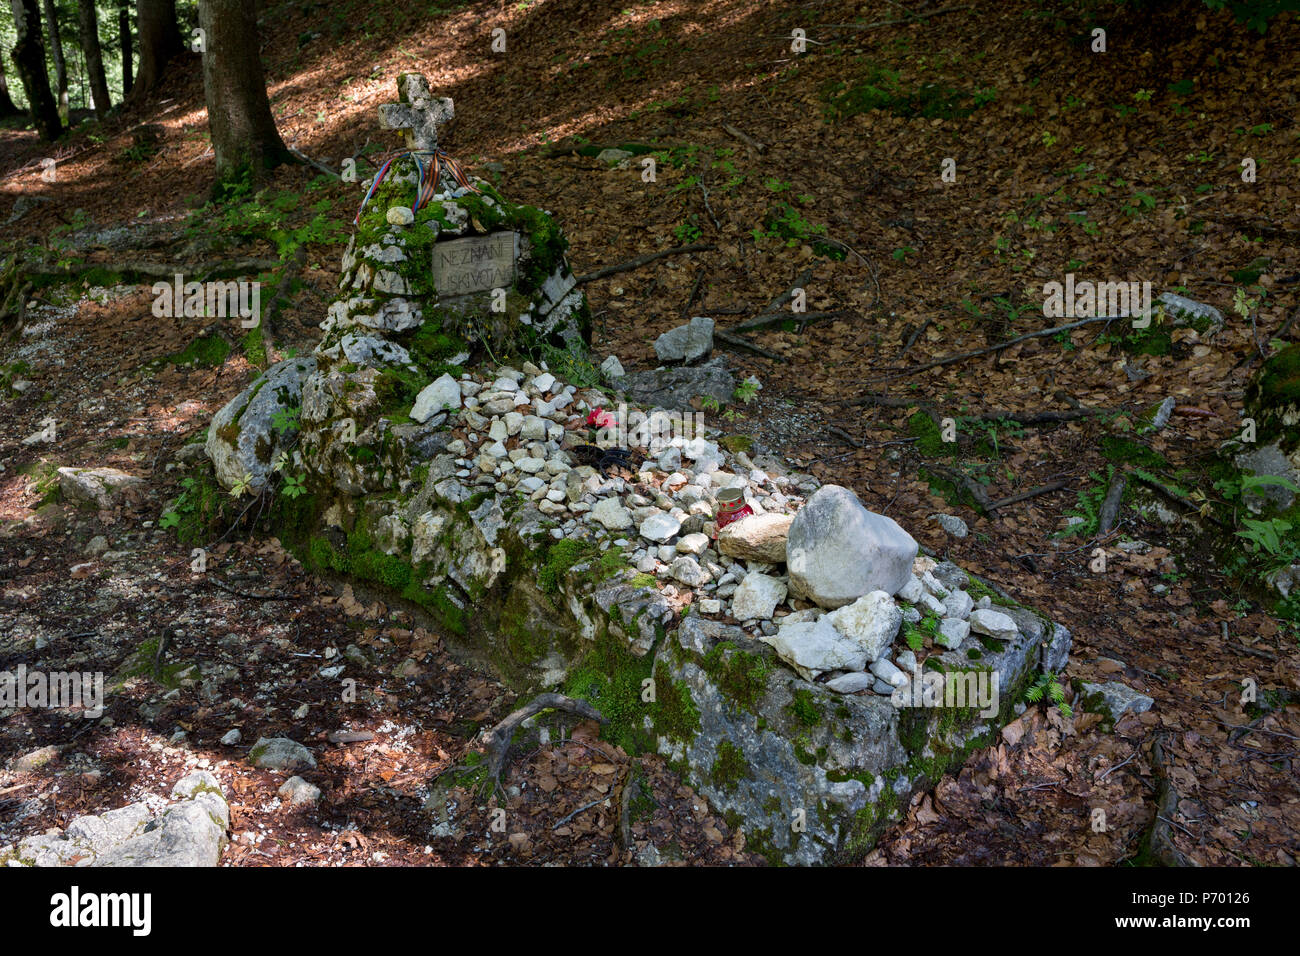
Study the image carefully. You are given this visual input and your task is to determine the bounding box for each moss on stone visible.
[709,739,750,794]
[701,641,774,713]
[787,688,822,728]
[561,628,660,753]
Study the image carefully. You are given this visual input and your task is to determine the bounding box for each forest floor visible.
[0,0,1297,865]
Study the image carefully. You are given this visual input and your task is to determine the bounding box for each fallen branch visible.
[819,4,972,31]
[759,267,814,316]
[839,393,1118,428]
[722,123,767,154]
[575,243,715,284]
[715,328,782,360]
[730,309,848,334]
[985,479,1071,512]
[288,146,340,179]
[24,258,280,281]
[480,693,605,792]
[868,315,1123,382]
[898,317,932,360]
[680,266,705,320]
[552,795,611,830]
[922,463,994,513]
[1097,469,1129,536]
[1145,736,1199,867]
[1128,472,1231,530]
[206,575,297,601]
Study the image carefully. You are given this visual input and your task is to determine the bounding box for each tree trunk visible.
[130,0,183,103]
[0,46,23,117]
[77,0,112,117]
[198,0,291,185]
[118,0,132,95]
[8,0,63,140]
[41,0,68,121]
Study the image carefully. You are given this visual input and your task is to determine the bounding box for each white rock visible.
[969,608,1018,640]
[918,592,947,617]
[676,532,710,555]
[278,776,322,806]
[730,572,787,621]
[386,206,415,225]
[827,590,901,663]
[934,513,969,537]
[920,571,949,599]
[640,512,681,542]
[760,616,867,680]
[943,589,974,620]
[870,658,908,687]
[601,355,625,378]
[936,618,969,649]
[717,512,793,563]
[786,485,918,607]
[520,415,548,441]
[670,556,709,587]
[825,672,874,694]
[591,497,633,530]
[896,575,925,603]
[411,373,461,422]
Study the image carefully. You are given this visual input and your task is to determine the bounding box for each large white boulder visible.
[786,485,918,608]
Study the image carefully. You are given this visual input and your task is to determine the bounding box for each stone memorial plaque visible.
[432,232,518,297]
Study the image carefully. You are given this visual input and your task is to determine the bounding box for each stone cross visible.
[377,73,454,152]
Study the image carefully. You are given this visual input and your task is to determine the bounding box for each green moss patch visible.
[701,641,774,713]
[709,740,750,793]
[163,335,231,369]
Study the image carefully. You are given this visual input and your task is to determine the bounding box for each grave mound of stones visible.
[199,74,1073,864]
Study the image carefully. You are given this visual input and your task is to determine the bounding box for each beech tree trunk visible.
[77,0,112,117]
[0,48,23,117]
[129,0,182,103]
[198,0,291,184]
[41,0,68,120]
[8,0,63,140]
[118,0,132,95]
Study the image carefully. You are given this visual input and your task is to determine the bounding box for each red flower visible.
[586,406,616,429]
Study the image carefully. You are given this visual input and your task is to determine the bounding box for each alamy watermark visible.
[0,664,104,718]
[1042,273,1153,325]
[891,668,1000,719]
[152,274,261,328]
[591,403,705,448]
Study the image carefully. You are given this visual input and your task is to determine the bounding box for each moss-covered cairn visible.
[199,76,1074,865]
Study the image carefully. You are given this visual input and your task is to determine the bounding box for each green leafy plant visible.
[733,381,759,404]
[280,474,308,499]
[271,407,300,436]
[1024,671,1071,718]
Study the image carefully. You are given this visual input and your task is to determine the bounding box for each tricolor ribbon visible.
[354,148,481,225]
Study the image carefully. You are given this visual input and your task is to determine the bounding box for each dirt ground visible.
[1,0,1297,865]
